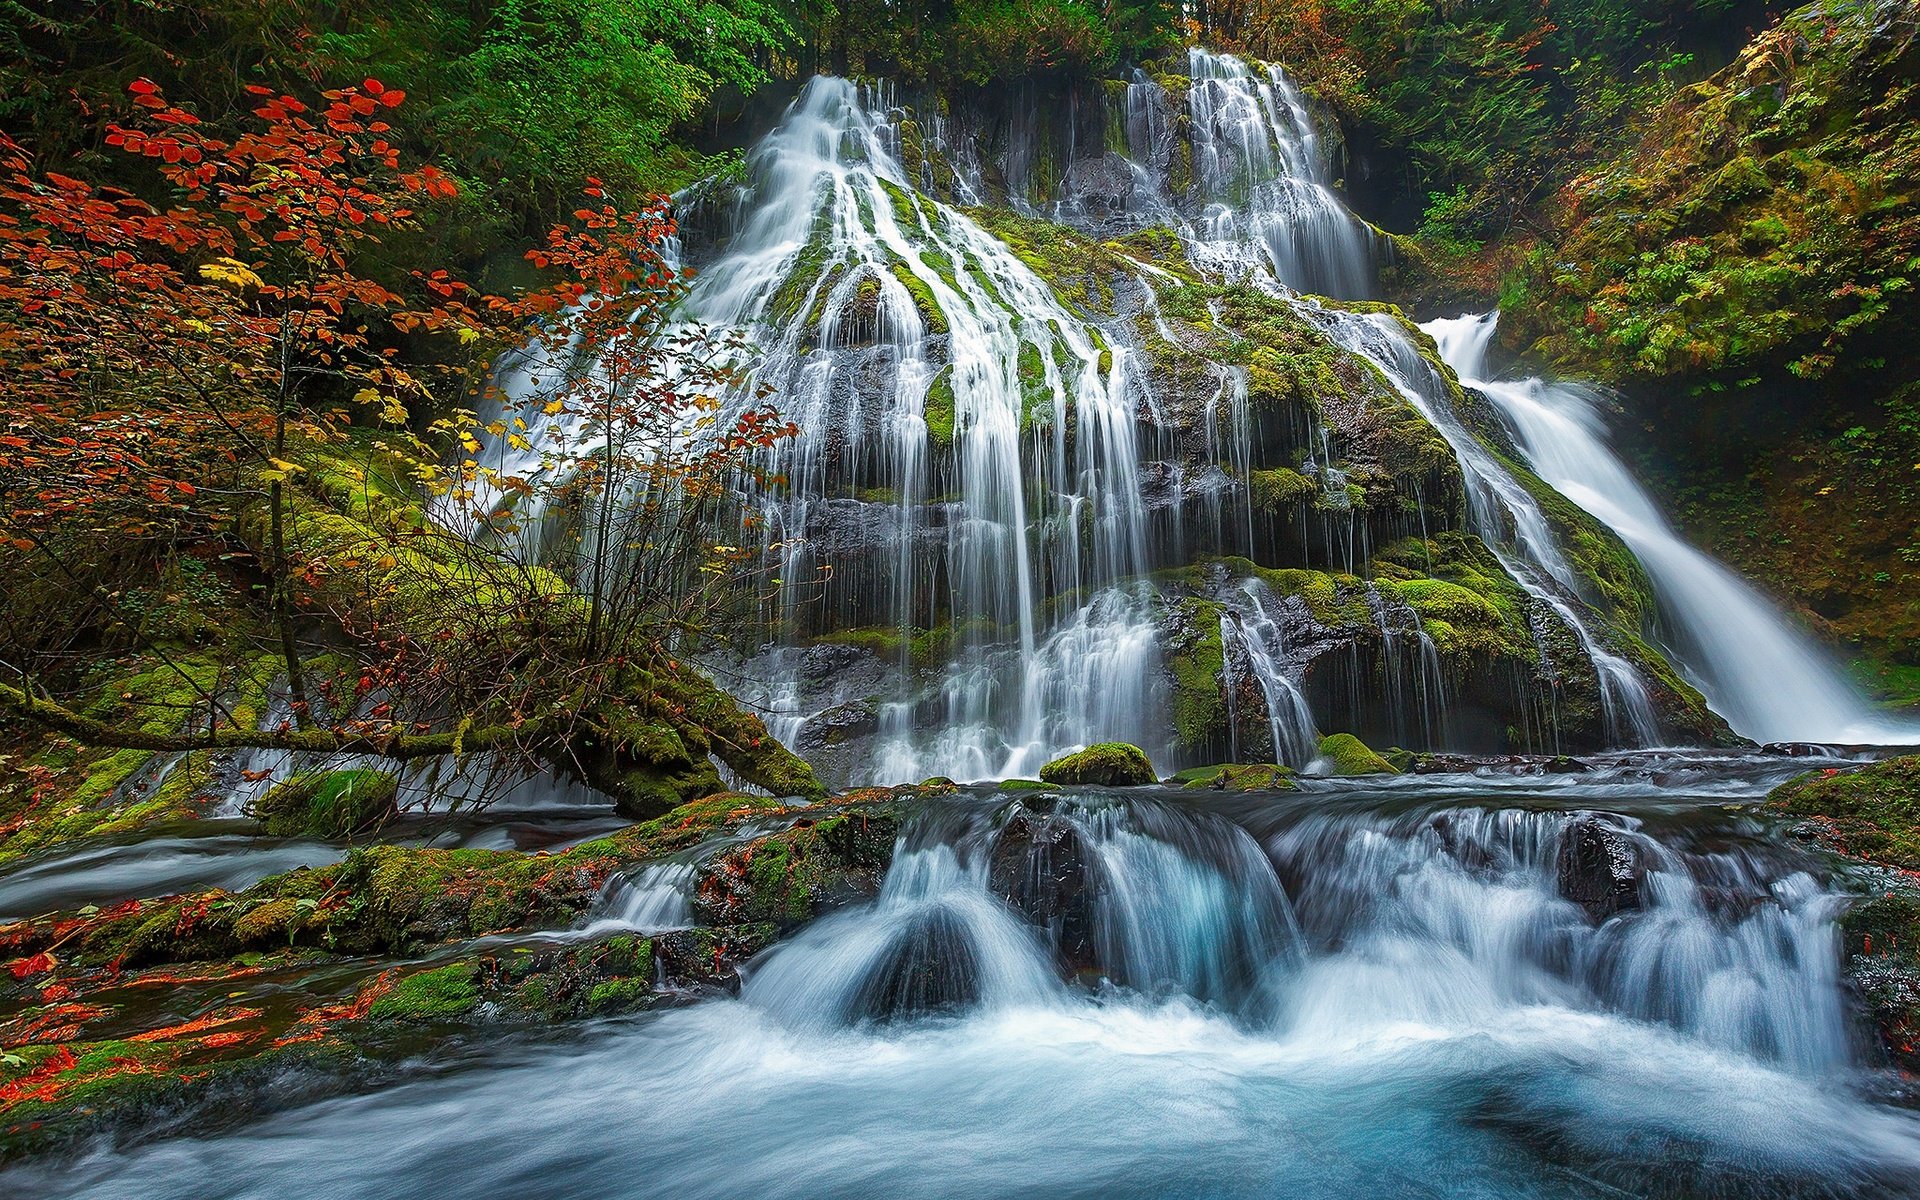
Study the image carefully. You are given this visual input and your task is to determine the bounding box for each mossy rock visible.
[251,769,399,839]
[1316,733,1398,776]
[695,809,900,929]
[1772,756,1920,870]
[996,778,1051,792]
[368,964,480,1021]
[1038,743,1156,787]
[1168,763,1297,792]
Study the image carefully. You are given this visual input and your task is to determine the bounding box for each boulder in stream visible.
[988,807,1106,973]
[1038,742,1157,787]
[1555,816,1646,922]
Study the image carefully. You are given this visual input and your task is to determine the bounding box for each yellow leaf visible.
[199,257,264,290]
[457,327,480,345]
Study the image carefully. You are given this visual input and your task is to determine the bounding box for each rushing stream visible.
[13,756,1920,1198]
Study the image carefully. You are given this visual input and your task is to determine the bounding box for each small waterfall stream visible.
[1430,312,1920,747]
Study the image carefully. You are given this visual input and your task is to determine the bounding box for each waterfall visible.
[1306,306,1662,747]
[677,77,1166,781]
[737,788,1844,1074]
[1180,50,1375,297]
[1429,312,1920,747]
[1220,578,1320,765]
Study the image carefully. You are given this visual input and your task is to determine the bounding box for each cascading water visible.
[32,764,1920,1198]
[1430,312,1920,747]
[1179,50,1376,296]
[1307,305,1664,747]
[675,77,1166,782]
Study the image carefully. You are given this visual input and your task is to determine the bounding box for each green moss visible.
[1773,756,1920,869]
[1172,763,1297,791]
[252,769,399,839]
[995,778,1051,792]
[1316,733,1398,776]
[369,964,480,1020]
[1249,467,1317,513]
[887,258,950,334]
[923,365,956,447]
[1037,742,1156,787]
[1165,597,1227,754]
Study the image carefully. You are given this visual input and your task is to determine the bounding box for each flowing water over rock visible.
[18,760,1920,1198]
[1429,312,1920,747]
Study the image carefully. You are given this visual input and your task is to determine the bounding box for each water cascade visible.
[31,768,1920,1198]
[1165,50,1376,295]
[1430,312,1920,746]
[683,77,1167,781]
[1307,306,1664,746]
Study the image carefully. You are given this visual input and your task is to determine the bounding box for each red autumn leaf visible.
[9,951,56,979]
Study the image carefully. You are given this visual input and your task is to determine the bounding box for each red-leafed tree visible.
[0,78,817,810]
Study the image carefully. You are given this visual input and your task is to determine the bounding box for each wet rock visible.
[848,906,981,1021]
[795,699,879,756]
[1556,817,1646,921]
[1428,813,1494,874]
[1543,755,1593,775]
[694,810,899,929]
[989,807,1105,973]
[1062,152,1137,216]
[1038,742,1157,787]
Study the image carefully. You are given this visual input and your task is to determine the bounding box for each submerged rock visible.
[1555,816,1645,922]
[847,907,981,1021]
[1037,743,1157,787]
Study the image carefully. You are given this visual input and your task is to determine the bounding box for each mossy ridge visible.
[1,651,284,867]
[1769,756,1920,1070]
[963,205,1196,316]
[242,448,827,815]
[1773,756,1920,870]
[0,786,941,981]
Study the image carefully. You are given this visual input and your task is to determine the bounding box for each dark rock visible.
[988,807,1106,973]
[1543,755,1593,774]
[1556,816,1646,921]
[847,906,981,1021]
[795,699,879,755]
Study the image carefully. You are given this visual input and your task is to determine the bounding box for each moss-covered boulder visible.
[694,808,901,929]
[251,769,399,839]
[1038,743,1157,787]
[1315,733,1398,776]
